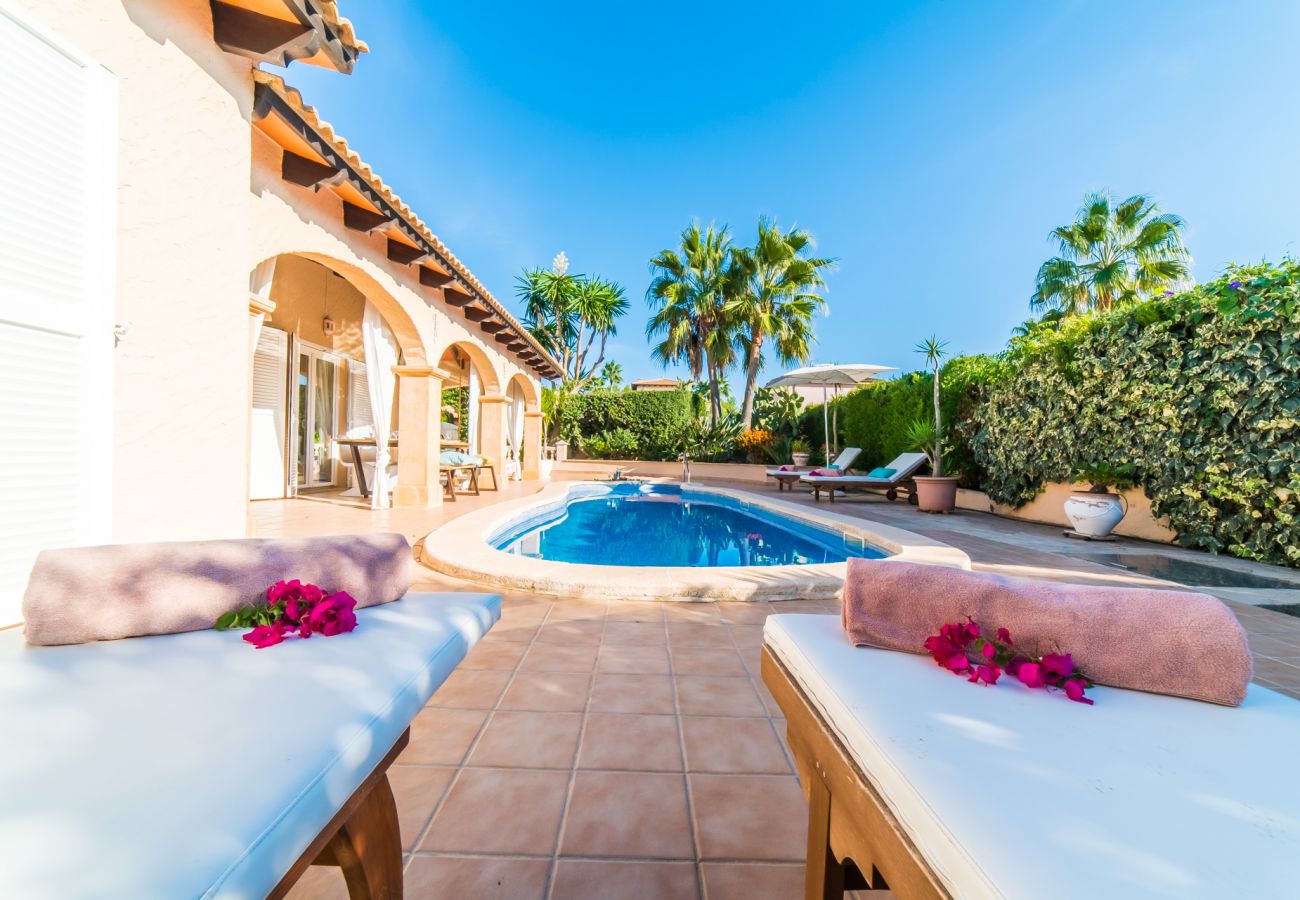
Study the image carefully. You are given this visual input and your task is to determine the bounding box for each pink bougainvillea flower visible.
[307,591,358,637]
[1039,653,1074,686]
[968,664,1001,686]
[1063,677,1094,705]
[243,623,287,649]
[981,641,996,661]
[1016,662,1045,689]
[996,627,1012,644]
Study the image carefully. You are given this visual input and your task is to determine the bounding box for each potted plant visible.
[790,438,811,467]
[1064,462,1136,538]
[909,336,958,513]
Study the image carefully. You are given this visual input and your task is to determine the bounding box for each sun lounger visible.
[0,592,500,898]
[800,451,928,502]
[761,613,1300,899]
[767,447,862,491]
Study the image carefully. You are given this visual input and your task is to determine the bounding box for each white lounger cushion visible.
[767,447,862,477]
[764,614,1300,899]
[0,592,499,899]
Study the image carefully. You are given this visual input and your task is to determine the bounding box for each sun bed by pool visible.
[767,447,862,491]
[0,592,499,899]
[762,613,1300,899]
[801,451,928,503]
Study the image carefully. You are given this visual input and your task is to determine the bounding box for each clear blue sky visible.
[286,0,1300,386]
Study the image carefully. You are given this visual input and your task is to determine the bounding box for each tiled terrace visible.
[268,479,1300,899]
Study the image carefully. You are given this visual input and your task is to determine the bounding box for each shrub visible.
[735,428,775,463]
[973,261,1300,567]
[556,387,695,461]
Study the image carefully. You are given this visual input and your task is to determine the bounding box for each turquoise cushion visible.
[440,450,479,466]
[868,466,897,479]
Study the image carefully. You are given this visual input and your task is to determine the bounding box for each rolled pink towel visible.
[22,533,412,646]
[807,469,826,477]
[778,465,794,471]
[843,558,1253,706]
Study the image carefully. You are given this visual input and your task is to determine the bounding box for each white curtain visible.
[361,302,399,509]
[248,258,277,354]
[467,361,480,456]
[508,383,526,479]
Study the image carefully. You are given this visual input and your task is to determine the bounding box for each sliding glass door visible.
[292,343,341,491]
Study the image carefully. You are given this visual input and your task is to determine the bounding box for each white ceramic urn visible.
[1064,490,1125,537]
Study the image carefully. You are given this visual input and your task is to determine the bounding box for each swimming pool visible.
[492,483,888,567]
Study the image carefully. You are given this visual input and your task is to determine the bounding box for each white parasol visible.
[766,364,896,461]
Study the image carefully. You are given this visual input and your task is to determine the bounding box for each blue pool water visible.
[492,484,888,567]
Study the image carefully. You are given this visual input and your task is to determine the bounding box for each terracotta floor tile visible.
[727,624,766,648]
[579,714,683,772]
[681,717,790,774]
[469,710,583,769]
[428,668,512,709]
[520,641,599,673]
[499,671,592,712]
[675,675,767,717]
[562,771,694,858]
[401,708,488,765]
[387,765,456,850]
[546,600,609,622]
[670,646,749,677]
[462,639,529,671]
[701,862,804,900]
[588,673,676,715]
[421,768,569,855]
[605,600,665,622]
[597,644,672,675]
[753,677,783,717]
[404,855,551,899]
[664,602,723,623]
[668,623,731,649]
[718,603,774,625]
[740,645,765,679]
[550,859,699,900]
[488,616,543,643]
[691,774,807,861]
[602,621,668,645]
[535,619,604,644]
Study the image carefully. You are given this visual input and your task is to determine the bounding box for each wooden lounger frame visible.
[761,647,949,900]
[270,728,409,900]
[810,478,918,504]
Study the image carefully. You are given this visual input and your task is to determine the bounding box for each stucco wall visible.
[16,0,255,542]
[266,254,367,359]
[956,484,1177,543]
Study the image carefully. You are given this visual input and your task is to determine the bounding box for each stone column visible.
[392,365,449,507]
[522,410,544,479]
[477,394,508,487]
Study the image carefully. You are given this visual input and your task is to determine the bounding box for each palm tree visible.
[599,360,623,389]
[646,224,735,424]
[517,253,628,390]
[727,218,834,427]
[1031,192,1192,315]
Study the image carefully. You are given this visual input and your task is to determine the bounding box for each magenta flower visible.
[1063,677,1094,705]
[269,579,326,624]
[968,664,1001,686]
[1016,662,1045,689]
[981,642,996,661]
[306,591,358,637]
[996,627,1012,644]
[1039,653,1074,686]
[244,623,287,649]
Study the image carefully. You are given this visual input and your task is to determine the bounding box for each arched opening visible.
[247,252,428,502]
[504,373,542,481]
[436,340,502,462]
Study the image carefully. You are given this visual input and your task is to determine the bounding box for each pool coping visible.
[419,481,972,602]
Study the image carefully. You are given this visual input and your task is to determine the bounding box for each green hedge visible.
[556,388,695,461]
[798,355,1003,486]
[973,261,1300,566]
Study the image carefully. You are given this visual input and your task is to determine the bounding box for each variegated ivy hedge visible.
[973,261,1300,566]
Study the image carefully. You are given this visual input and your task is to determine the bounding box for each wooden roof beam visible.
[281,152,344,189]
[343,202,396,235]
[479,321,508,334]
[418,266,454,289]
[463,306,496,323]
[386,239,430,266]
[211,2,315,66]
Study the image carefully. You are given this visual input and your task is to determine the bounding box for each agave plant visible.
[914,336,948,476]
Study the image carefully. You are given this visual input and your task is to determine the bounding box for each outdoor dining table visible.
[335,437,470,498]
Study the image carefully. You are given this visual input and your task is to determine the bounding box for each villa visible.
[3,3,1300,900]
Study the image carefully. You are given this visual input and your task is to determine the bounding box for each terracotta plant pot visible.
[1064,490,1125,537]
[913,476,959,513]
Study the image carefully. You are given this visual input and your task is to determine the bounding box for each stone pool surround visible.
[420,482,971,602]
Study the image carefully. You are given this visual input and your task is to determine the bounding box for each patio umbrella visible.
[766,364,896,462]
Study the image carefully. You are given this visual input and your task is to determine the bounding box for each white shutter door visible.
[0,6,115,626]
[347,362,373,432]
[249,327,289,499]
